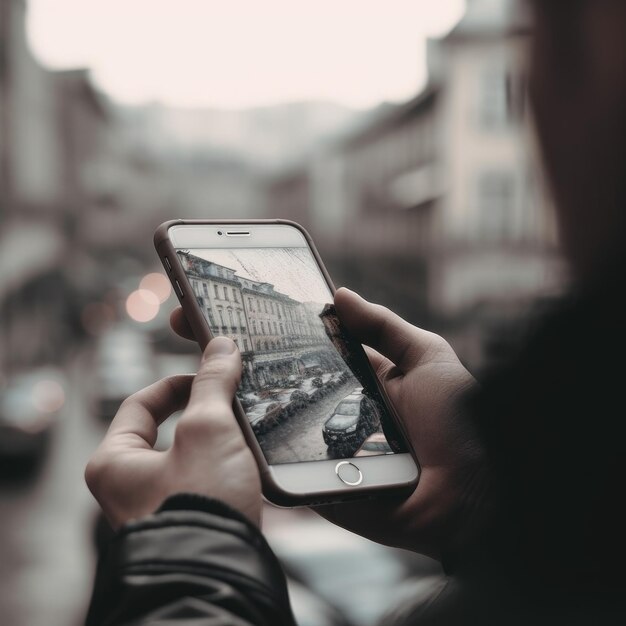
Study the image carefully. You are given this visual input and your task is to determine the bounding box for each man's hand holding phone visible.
[86,281,489,563]
[313,289,491,562]
[85,337,262,530]
[168,288,491,562]
[86,217,490,561]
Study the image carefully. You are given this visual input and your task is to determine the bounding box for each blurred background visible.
[0,0,566,624]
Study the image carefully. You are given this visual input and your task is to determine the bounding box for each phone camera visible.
[217,230,223,235]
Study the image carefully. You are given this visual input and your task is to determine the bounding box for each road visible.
[0,342,203,626]
[0,349,106,626]
[258,381,357,464]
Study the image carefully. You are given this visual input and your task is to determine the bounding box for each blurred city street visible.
[1,0,568,623]
[0,327,215,626]
[0,349,104,626]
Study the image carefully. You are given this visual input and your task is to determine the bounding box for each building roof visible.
[446,0,531,40]
[339,87,438,152]
[53,68,111,121]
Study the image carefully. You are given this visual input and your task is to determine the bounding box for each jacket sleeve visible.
[85,494,297,626]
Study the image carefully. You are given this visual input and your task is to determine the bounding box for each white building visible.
[178,252,343,389]
[263,0,565,368]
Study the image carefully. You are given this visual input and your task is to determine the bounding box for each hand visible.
[315,289,491,561]
[168,291,491,560]
[85,337,261,530]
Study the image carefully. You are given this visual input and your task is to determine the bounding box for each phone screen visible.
[177,246,405,465]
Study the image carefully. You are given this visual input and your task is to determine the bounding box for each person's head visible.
[527,0,626,285]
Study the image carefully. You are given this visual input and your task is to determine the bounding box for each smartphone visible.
[154,219,419,506]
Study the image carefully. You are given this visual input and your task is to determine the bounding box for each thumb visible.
[173,336,243,451]
[334,287,443,374]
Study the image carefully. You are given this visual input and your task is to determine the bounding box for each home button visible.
[335,461,363,486]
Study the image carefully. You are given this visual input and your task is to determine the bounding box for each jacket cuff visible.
[156,492,258,526]
[115,494,286,593]
[86,494,295,626]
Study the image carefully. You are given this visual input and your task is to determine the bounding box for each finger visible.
[174,337,243,449]
[170,307,196,341]
[334,288,441,373]
[107,375,194,449]
[363,345,390,375]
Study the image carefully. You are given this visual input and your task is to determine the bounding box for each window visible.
[479,64,511,130]
[213,285,219,298]
[218,307,225,327]
[238,311,244,327]
[202,283,208,296]
[273,322,278,334]
[228,309,234,326]
[264,300,268,314]
[260,321,265,334]
[243,339,249,351]
[232,288,238,302]
[207,308,215,326]
[248,297,254,312]
[477,171,516,239]
[272,302,276,315]
[252,320,257,335]
[256,340,261,350]
[224,286,229,300]
[280,323,284,335]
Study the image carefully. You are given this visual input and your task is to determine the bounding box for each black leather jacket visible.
[85,494,297,626]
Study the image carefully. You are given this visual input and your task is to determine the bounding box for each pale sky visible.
[187,248,332,305]
[27,0,465,109]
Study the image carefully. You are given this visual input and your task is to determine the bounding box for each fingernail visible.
[207,336,236,356]
[340,287,362,300]
[336,287,355,296]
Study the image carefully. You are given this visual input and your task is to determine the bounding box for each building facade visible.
[0,0,112,373]
[179,251,340,390]
[262,0,565,369]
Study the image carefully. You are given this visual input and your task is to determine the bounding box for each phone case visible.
[154,218,418,507]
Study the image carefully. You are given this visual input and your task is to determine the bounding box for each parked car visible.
[247,401,284,435]
[93,324,155,421]
[322,390,380,449]
[289,390,309,411]
[0,366,66,469]
[354,431,393,457]
[309,387,327,403]
[338,371,351,385]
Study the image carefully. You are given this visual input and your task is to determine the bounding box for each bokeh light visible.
[139,272,171,303]
[126,289,160,322]
[32,379,66,413]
